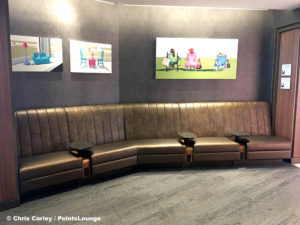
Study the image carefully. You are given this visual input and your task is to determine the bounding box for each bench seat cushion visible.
[136,139,185,155]
[20,151,82,181]
[91,139,185,166]
[246,136,292,151]
[194,137,240,153]
[91,141,138,165]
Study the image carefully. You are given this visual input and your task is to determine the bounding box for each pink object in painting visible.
[185,53,198,67]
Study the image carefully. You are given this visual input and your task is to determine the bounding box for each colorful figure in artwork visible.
[214,53,228,71]
[167,48,180,70]
[88,48,96,68]
[97,49,104,68]
[80,49,87,67]
[185,48,198,71]
[22,42,30,66]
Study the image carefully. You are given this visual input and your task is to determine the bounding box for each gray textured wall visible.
[119,6,274,103]
[9,2,283,108]
[272,8,300,28]
[9,0,119,110]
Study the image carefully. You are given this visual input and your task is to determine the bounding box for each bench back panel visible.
[123,103,180,139]
[15,101,271,158]
[15,108,70,158]
[179,102,271,137]
[65,105,125,145]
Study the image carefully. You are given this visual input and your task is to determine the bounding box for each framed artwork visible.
[10,35,63,72]
[70,40,112,73]
[156,37,239,79]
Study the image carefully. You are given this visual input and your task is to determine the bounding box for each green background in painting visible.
[156,57,237,79]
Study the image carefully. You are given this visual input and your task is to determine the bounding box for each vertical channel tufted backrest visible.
[15,108,70,158]
[123,103,180,139]
[15,102,272,158]
[179,102,271,137]
[65,105,125,145]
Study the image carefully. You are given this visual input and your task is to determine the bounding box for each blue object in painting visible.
[214,54,227,68]
[24,60,30,66]
[80,49,87,66]
[97,50,104,68]
[24,48,30,65]
[32,52,51,65]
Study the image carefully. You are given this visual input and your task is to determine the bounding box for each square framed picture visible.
[10,35,63,72]
[70,40,112,73]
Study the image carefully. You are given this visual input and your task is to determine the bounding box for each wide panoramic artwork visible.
[70,40,112,73]
[156,37,239,79]
[10,35,63,72]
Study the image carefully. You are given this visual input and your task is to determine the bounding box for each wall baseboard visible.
[0,199,20,211]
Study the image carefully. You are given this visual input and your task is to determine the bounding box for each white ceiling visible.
[103,0,300,10]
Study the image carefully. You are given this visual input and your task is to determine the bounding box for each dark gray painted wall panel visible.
[9,2,278,108]
[9,0,119,110]
[119,7,274,103]
[272,8,300,28]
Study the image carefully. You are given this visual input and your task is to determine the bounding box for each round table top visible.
[178,131,197,139]
[70,141,94,151]
[229,130,249,137]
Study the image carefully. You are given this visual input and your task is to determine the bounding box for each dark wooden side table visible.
[229,130,248,142]
[178,132,197,163]
[229,130,249,160]
[70,142,93,178]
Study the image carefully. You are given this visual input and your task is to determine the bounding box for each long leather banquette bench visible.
[15,102,292,193]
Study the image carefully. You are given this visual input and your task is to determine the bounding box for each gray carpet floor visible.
[1,162,300,225]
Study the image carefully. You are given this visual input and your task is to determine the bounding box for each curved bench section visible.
[90,139,186,176]
[91,141,138,175]
[15,101,292,193]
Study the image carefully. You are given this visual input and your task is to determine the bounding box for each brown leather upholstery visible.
[247,151,291,160]
[16,108,70,157]
[15,101,283,192]
[20,169,82,193]
[179,102,271,137]
[194,137,240,153]
[123,103,180,139]
[136,139,185,165]
[91,141,138,165]
[65,105,125,145]
[246,136,292,151]
[136,139,185,155]
[193,137,240,162]
[245,136,291,160]
[138,155,185,164]
[92,156,137,175]
[91,139,184,165]
[16,108,81,193]
[193,152,240,161]
[91,139,185,174]
[19,151,82,181]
